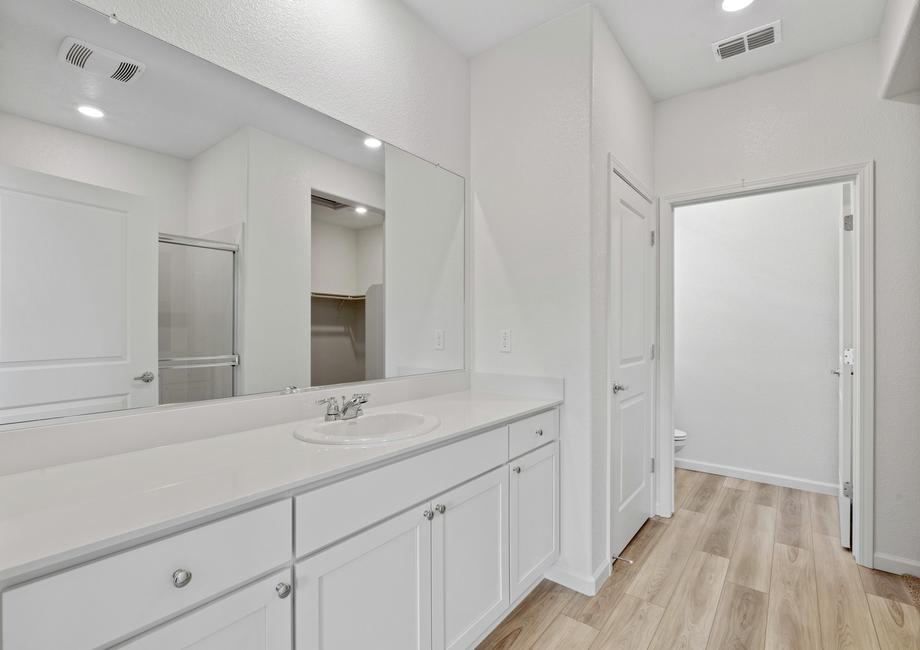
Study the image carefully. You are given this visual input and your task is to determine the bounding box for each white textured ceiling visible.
[0,0,385,172]
[399,0,888,99]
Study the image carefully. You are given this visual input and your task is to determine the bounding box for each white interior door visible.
[837,183,856,548]
[0,165,157,424]
[608,169,655,558]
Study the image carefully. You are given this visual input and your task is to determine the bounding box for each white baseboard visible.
[675,458,837,495]
[874,552,920,576]
[544,558,610,597]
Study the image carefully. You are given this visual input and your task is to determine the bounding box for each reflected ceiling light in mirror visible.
[355,206,368,214]
[363,137,382,149]
[721,0,754,11]
[76,104,105,118]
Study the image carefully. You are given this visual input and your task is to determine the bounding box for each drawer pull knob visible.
[434,504,446,514]
[512,466,522,474]
[535,429,544,437]
[423,509,434,521]
[172,568,192,588]
[275,582,292,599]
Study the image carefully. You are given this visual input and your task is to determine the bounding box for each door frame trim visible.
[656,161,875,567]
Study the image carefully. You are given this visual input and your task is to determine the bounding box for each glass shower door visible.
[158,235,237,405]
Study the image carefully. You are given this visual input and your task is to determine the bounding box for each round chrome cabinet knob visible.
[275,582,292,599]
[435,504,446,514]
[172,568,192,588]
[512,466,522,474]
[423,510,434,521]
[535,429,544,437]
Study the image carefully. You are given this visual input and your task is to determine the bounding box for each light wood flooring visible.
[478,469,920,650]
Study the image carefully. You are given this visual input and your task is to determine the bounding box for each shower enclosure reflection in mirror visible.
[0,0,465,426]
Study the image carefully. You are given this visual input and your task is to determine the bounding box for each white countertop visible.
[0,390,560,584]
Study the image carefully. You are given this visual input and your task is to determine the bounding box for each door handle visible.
[134,371,155,383]
[612,383,629,394]
[831,369,841,376]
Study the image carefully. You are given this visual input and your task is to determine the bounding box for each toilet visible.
[674,428,688,453]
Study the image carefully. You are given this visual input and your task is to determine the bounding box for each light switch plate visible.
[434,329,445,351]
[499,329,512,353]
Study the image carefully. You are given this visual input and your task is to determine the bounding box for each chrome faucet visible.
[340,393,369,420]
[315,393,369,421]
[316,396,341,422]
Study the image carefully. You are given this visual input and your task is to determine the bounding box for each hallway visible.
[478,469,920,649]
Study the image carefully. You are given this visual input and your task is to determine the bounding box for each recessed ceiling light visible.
[355,206,368,214]
[722,0,755,11]
[77,104,105,118]
[363,137,382,149]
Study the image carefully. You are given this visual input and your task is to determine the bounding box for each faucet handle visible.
[352,393,370,404]
[316,396,340,409]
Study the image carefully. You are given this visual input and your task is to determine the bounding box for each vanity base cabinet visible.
[295,506,433,650]
[432,467,509,650]
[509,442,559,601]
[118,570,293,650]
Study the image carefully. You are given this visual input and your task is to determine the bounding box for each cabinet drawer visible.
[509,409,558,459]
[295,426,508,557]
[2,500,291,650]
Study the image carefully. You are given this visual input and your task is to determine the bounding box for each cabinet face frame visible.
[430,466,510,650]
[509,442,559,601]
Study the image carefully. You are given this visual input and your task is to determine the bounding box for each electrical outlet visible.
[499,329,512,353]
[434,329,445,351]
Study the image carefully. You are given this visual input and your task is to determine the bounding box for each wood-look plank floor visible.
[478,469,920,650]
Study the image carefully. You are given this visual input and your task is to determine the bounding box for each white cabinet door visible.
[431,467,509,650]
[118,570,292,650]
[295,506,433,650]
[509,443,559,601]
[0,164,158,424]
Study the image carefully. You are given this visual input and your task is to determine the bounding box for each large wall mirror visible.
[0,0,465,426]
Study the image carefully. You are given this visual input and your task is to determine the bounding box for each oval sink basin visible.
[293,412,441,445]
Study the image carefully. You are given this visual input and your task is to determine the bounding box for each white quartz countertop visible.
[0,391,560,584]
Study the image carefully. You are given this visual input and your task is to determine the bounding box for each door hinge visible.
[650,230,656,246]
[650,458,655,473]
[650,343,656,360]
[843,214,854,232]
[843,348,855,366]
[843,481,853,498]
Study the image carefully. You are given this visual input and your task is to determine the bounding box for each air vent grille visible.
[712,20,782,61]
[65,42,93,68]
[746,26,776,50]
[717,37,747,60]
[311,194,350,210]
[111,61,140,83]
[57,37,146,84]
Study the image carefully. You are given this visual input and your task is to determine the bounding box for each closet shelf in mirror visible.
[311,292,366,301]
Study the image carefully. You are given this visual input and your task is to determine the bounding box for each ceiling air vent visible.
[712,20,782,61]
[311,194,350,210]
[57,37,146,84]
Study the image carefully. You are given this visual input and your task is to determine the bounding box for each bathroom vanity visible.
[0,392,561,649]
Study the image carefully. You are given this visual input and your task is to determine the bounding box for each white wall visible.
[385,145,465,377]
[675,185,841,489]
[311,210,383,296]
[75,0,470,178]
[472,6,654,591]
[356,226,384,295]
[656,39,920,572]
[588,8,655,575]
[879,0,920,100]
[312,217,359,296]
[0,112,188,233]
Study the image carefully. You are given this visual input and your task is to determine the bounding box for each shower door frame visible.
[158,233,240,400]
[656,161,876,568]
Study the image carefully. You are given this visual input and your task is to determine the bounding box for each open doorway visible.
[658,163,875,566]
